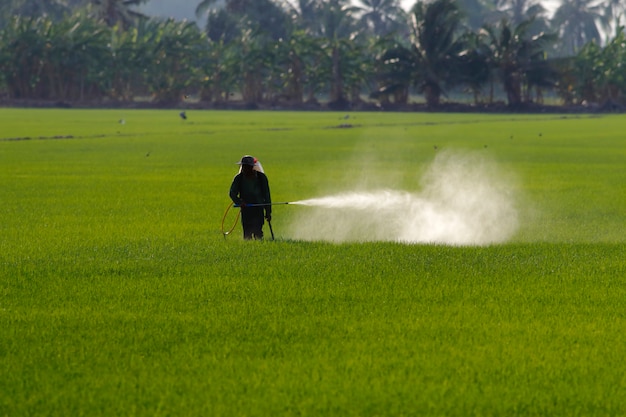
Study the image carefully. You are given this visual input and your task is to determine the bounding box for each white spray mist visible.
[287,150,520,245]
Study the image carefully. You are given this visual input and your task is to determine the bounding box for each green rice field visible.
[1,109,625,416]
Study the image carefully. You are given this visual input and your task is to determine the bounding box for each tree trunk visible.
[504,68,522,106]
[424,83,440,107]
[330,45,344,102]
[288,56,304,103]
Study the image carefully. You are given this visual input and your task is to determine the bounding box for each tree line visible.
[0,0,624,109]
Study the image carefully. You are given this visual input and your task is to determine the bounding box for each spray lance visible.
[233,202,291,208]
[221,201,292,240]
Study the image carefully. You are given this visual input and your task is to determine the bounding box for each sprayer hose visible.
[221,202,240,236]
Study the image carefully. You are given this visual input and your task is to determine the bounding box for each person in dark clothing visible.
[229,155,272,240]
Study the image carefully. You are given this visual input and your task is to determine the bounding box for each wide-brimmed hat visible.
[236,155,256,166]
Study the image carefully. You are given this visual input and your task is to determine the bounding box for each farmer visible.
[229,155,272,240]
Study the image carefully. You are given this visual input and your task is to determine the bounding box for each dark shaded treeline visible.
[0,0,624,111]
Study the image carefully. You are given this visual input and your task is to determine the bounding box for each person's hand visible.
[265,214,272,222]
[239,201,247,208]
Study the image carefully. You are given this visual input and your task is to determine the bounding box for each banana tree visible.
[271,30,311,103]
[106,21,154,101]
[230,28,275,104]
[593,27,626,103]
[140,19,207,104]
[0,16,49,98]
[0,14,108,100]
[197,39,238,103]
[341,35,373,103]
[40,15,111,101]
[284,0,350,104]
[562,26,626,105]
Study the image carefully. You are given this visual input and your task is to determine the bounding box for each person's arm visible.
[229,175,242,205]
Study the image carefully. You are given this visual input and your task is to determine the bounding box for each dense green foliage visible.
[0,0,625,107]
[1,109,625,416]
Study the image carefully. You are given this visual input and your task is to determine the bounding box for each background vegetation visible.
[0,0,625,109]
[1,109,625,416]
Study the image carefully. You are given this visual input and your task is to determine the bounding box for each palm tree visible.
[410,0,466,106]
[91,0,148,29]
[482,17,558,106]
[605,0,625,24]
[139,19,207,103]
[196,0,222,18]
[316,0,359,38]
[284,0,322,34]
[203,8,240,42]
[196,0,289,41]
[317,0,361,105]
[375,0,467,108]
[456,31,491,104]
[456,0,497,31]
[552,0,606,56]
[494,0,545,25]
[283,0,361,104]
[355,0,407,36]
[282,11,334,104]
